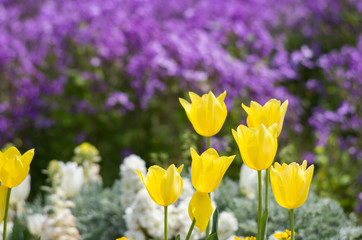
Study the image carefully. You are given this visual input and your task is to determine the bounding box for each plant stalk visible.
[204,136,212,238]
[257,170,262,240]
[263,167,270,239]
[290,209,295,240]
[185,218,196,240]
[3,188,12,240]
[164,206,168,240]
[207,136,211,149]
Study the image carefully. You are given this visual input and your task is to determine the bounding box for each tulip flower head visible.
[234,237,256,240]
[274,230,293,240]
[188,191,213,233]
[137,164,183,206]
[232,124,278,171]
[190,147,235,193]
[242,99,288,136]
[116,238,130,240]
[179,91,227,137]
[270,160,314,209]
[0,147,35,188]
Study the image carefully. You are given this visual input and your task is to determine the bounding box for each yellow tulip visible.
[116,238,130,240]
[232,124,278,171]
[0,185,8,223]
[190,147,235,193]
[137,164,183,206]
[179,91,227,137]
[188,191,213,233]
[270,160,314,209]
[242,99,288,136]
[274,230,293,240]
[0,147,35,188]
[234,237,256,240]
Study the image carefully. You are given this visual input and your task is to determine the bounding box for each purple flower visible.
[106,92,135,112]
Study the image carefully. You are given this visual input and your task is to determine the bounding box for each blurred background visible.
[0,0,361,221]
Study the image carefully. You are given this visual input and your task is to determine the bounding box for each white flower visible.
[86,163,101,182]
[239,164,264,199]
[58,162,84,198]
[11,174,31,204]
[124,207,138,230]
[169,197,203,240]
[123,175,207,240]
[0,221,13,238]
[119,154,147,208]
[120,154,147,174]
[145,211,164,238]
[124,229,146,240]
[27,213,47,237]
[40,208,80,240]
[179,178,193,200]
[217,211,238,239]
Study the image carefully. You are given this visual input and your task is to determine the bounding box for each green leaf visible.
[9,215,39,240]
[206,233,216,240]
[260,210,268,240]
[210,208,219,240]
[175,235,180,240]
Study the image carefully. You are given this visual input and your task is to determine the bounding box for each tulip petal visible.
[3,147,21,160]
[177,164,184,174]
[264,99,281,127]
[136,170,146,186]
[277,100,288,135]
[217,91,227,103]
[0,186,8,224]
[145,166,166,205]
[241,103,250,114]
[0,147,34,188]
[244,124,277,170]
[191,148,234,193]
[301,160,307,171]
[179,98,191,115]
[138,165,183,207]
[188,191,213,233]
[0,155,29,188]
[270,161,314,209]
[161,165,183,206]
[273,162,282,172]
[189,92,201,104]
[22,149,35,166]
[270,166,286,208]
[243,99,288,136]
[180,91,227,137]
[202,148,220,159]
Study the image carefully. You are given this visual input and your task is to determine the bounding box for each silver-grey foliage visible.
[214,178,362,240]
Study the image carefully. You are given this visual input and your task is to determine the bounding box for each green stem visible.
[207,136,211,149]
[290,209,295,240]
[185,218,196,240]
[257,171,262,240]
[164,206,168,240]
[263,167,270,239]
[204,136,211,239]
[3,188,12,240]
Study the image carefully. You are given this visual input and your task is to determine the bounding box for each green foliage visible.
[7,173,362,240]
[71,180,126,240]
[9,216,38,240]
[313,136,361,213]
[210,208,219,240]
[214,178,362,240]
